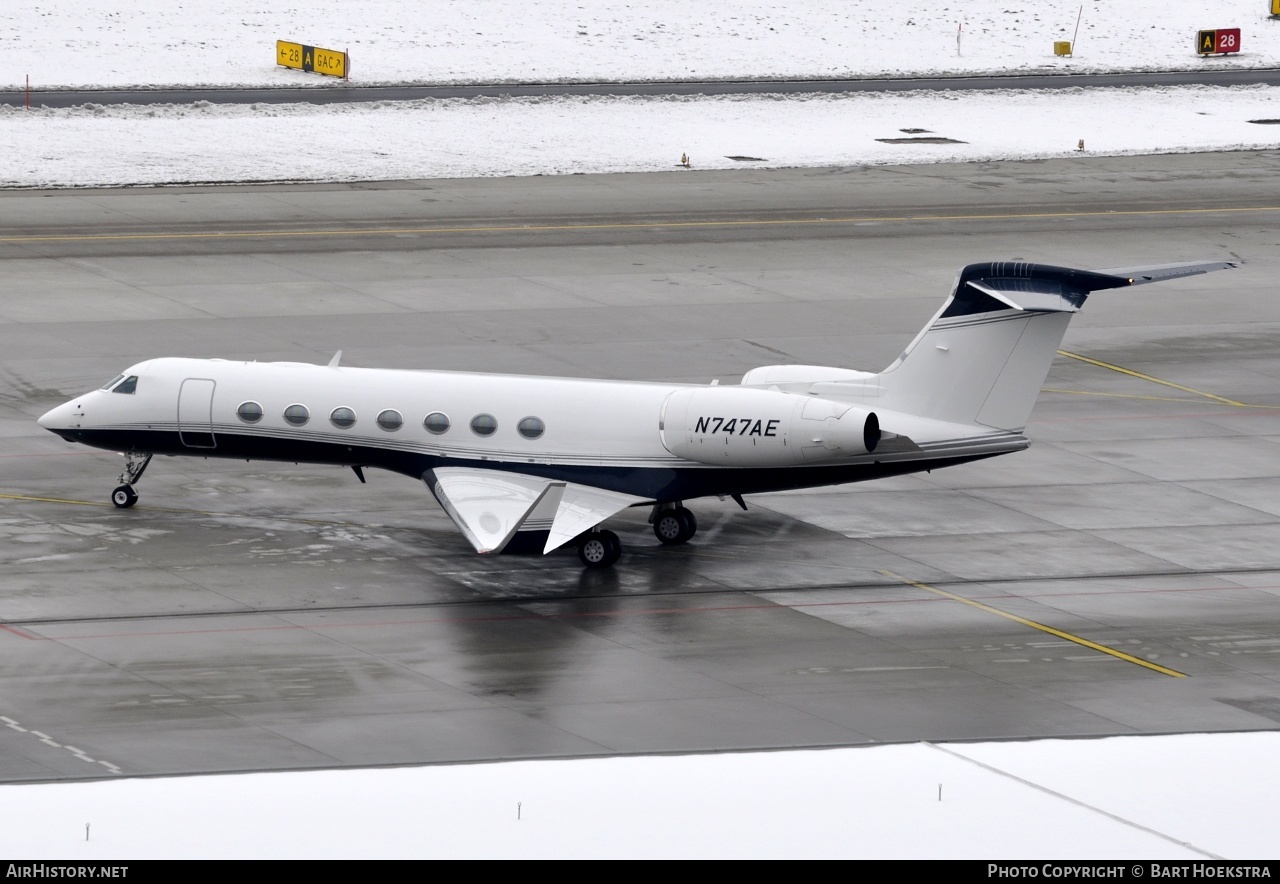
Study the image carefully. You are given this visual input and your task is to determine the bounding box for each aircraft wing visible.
[423,467,645,556]
[1096,260,1236,285]
[541,483,647,554]
[424,468,561,554]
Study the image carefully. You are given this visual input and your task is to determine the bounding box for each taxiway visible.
[2,153,1279,781]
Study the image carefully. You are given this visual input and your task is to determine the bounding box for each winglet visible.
[328,350,343,368]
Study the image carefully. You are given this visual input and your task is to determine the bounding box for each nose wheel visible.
[111,451,152,509]
[653,506,697,545]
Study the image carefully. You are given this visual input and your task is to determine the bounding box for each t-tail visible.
[865,260,1233,432]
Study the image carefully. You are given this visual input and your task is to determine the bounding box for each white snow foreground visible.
[2,733,1277,859]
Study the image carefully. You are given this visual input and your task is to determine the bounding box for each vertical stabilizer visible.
[873,262,1129,431]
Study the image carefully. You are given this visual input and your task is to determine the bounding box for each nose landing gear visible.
[111,452,152,509]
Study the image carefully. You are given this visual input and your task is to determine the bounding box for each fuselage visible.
[37,356,1023,503]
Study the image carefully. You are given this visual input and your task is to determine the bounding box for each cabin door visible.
[178,378,217,449]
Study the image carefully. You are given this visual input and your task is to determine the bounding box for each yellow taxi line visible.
[879,570,1187,677]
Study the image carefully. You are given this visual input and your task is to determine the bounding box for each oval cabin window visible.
[283,404,310,426]
[376,409,403,432]
[330,407,357,429]
[423,412,451,435]
[517,416,545,439]
[237,401,264,424]
[469,414,497,437]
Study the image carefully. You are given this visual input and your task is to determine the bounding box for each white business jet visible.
[38,260,1232,568]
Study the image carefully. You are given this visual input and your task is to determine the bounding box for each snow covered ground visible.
[2,1,1280,187]
[3,2,1279,860]
[4,0,1280,88]
[5,85,1280,187]
[2,732,1277,859]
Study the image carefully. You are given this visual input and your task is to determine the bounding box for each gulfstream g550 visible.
[38,260,1232,568]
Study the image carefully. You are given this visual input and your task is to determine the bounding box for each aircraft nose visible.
[38,400,77,432]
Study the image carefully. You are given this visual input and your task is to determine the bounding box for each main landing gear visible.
[652,504,697,546]
[577,529,622,569]
[111,452,152,509]
[577,503,700,569]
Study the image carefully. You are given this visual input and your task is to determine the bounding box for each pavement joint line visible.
[4,204,1280,244]
[0,492,360,526]
[27,578,1268,641]
[925,742,1222,859]
[878,569,1187,678]
[1,576,1270,632]
[1057,350,1250,407]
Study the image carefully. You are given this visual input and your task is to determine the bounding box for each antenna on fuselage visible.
[327,350,342,368]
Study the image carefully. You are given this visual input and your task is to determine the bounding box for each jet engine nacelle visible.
[660,386,880,467]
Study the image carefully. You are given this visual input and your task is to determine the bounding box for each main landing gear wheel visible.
[577,530,622,569]
[653,507,697,545]
[111,484,138,508]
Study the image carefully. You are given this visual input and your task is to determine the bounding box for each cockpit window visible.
[100,374,125,391]
[112,376,139,395]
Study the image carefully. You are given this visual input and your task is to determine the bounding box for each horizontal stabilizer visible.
[1096,260,1237,285]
